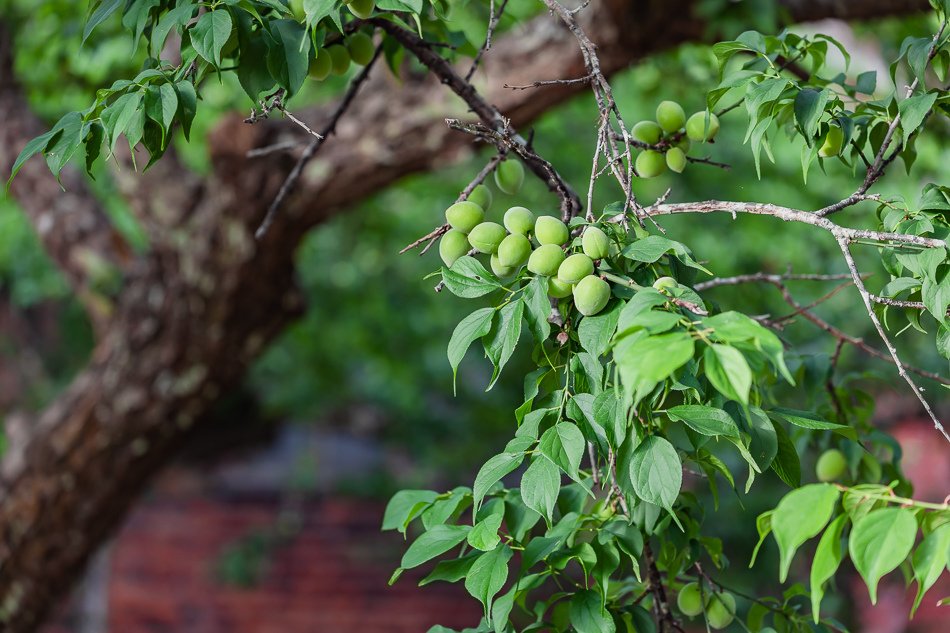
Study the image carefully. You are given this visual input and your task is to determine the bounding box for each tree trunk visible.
[0,1,930,630]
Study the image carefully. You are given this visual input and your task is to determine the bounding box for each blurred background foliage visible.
[0,0,947,603]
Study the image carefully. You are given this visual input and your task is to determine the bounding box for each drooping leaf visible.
[447,307,495,390]
[191,9,233,67]
[628,436,681,516]
[521,455,561,525]
[538,422,586,484]
[401,524,471,569]
[911,523,950,615]
[849,507,918,604]
[464,544,513,615]
[772,483,840,582]
[810,514,848,622]
[570,589,616,633]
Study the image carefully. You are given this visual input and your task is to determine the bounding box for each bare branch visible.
[465,0,510,82]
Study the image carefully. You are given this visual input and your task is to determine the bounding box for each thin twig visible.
[465,0,510,82]
[255,46,383,240]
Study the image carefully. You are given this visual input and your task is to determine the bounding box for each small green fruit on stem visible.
[677,583,704,617]
[558,254,594,285]
[468,222,507,254]
[632,120,662,144]
[527,244,565,276]
[439,230,471,267]
[816,449,847,481]
[490,253,517,278]
[548,277,573,298]
[656,100,686,133]
[467,184,493,211]
[652,276,678,292]
[819,125,844,157]
[686,111,720,142]
[504,206,534,235]
[705,592,736,629]
[327,45,351,75]
[347,32,375,66]
[581,226,610,259]
[666,147,687,173]
[445,201,484,233]
[309,49,333,81]
[494,160,525,195]
[573,275,610,316]
[497,233,532,268]
[347,0,376,19]
[636,150,666,178]
[534,216,569,245]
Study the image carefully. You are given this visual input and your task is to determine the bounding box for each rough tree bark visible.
[0,1,931,630]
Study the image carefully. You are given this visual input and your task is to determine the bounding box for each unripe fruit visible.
[677,583,704,617]
[327,45,351,75]
[705,592,735,630]
[347,32,375,66]
[636,150,666,178]
[527,244,565,276]
[468,184,492,211]
[676,136,691,153]
[656,100,686,133]
[468,222,507,254]
[558,254,594,284]
[534,216,569,246]
[289,0,306,21]
[439,230,470,267]
[504,206,535,235]
[632,121,662,145]
[490,253,517,278]
[686,111,720,142]
[653,276,678,292]
[666,147,687,173]
[309,49,332,81]
[497,233,532,268]
[819,126,844,158]
[816,449,847,482]
[494,160,524,195]
[445,201,484,233]
[573,275,611,316]
[347,0,375,19]
[582,226,610,260]
[548,277,573,298]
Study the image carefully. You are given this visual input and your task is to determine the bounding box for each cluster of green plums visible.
[677,583,738,630]
[439,161,616,317]
[306,30,375,80]
[630,101,720,178]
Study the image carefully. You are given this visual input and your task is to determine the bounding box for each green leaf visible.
[473,451,525,514]
[771,419,801,487]
[7,129,56,188]
[521,455,560,525]
[442,256,502,298]
[522,276,551,344]
[810,514,848,622]
[666,405,740,438]
[570,589,616,633]
[383,489,438,532]
[704,344,752,404]
[151,3,196,54]
[174,81,198,141]
[703,311,793,384]
[401,524,471,569]
[850,507,918,604]
[539,422,586,484]
[44,111,85,179]
[772,483,840,582]
[464,545,512,615]
[578,301,622,357]
[628,436,681,516]
[769,408,857,440]
[593,390,627,448]
[922,268,950,325]
[468,508,504,552]
[749,510,773,567]
[899,92,937,147]
[794,88,830,140]
[266,19,311,97]
[420,552,480,586]
[447,307,495,390]
[191,9,233,67]
[911,524,950,615]
[621,236,710,274]
[615,331,694,405]
[303,0,338,27]
[83,0,123,43]
[745,406,778,472]
[484,299,524,389]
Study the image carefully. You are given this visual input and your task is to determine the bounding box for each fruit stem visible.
[599,271,645,291]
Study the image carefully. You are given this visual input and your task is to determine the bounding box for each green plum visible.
[677,583,704,617]
[573,275,610,316]
[666,147,687,173]
[504,206,535,235]
[445,201,484,233]
[819,126,844,157]
[652,276,678,292]
[548,277,573,298]
[468,184,493,211]
[309,49,332,81]
[439,230,470,267]
[289,0,306,21]
[497,233,532,268]
[494,160,524,195]
[468,222,507,254]
[558,254,594,285]
[347,0,375,19]
[582,226,610,260]
[491,253,517,278]
[327,45,351,75]
[705,592,735,630]
[347,32,375,66]
[632,121,662,145]
[686,111,720,142]
[656,100,686,133]
[527,244,565,276]
[816,449,847,482]
[636,150,666,178]
[535,216,569,245]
